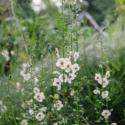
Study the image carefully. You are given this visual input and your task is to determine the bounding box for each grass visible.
[0,0,125,125]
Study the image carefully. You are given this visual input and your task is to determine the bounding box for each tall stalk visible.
[7,77,17,125]
[10,0,36,124]
[101,33,104,91]
[70,5,73,52]
[101,33,104,112]
[97,32,104,125]
[62,0,66,124]
[106,96,109,125]
[75,1,78,53]
[51,52,60,125]
[41,55,44,87]
[75,0,80,125]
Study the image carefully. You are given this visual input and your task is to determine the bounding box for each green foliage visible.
[87,0,116,25]
[0,0,125,125]
[115,0,125,4]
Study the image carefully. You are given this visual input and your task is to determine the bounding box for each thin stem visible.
[75,0,78,52]
[10,0,35,124]
[101,33,104,108]
[106,85,108,125]
[10,0,30,61]
[7,78,17,125]
[97,33,104,125]
[101,35,104,89]
[106,99,109,125]
[41,55,44,87]
[62,0,66,124]
[75,1,80,125]
[52,53,60,125]
[70,7,73,51]
[51,55,54,83]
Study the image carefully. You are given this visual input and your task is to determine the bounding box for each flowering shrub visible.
[0,0,124,125]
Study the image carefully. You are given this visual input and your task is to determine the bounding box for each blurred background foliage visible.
[0,0,125,125]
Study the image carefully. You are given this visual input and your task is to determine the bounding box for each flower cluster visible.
[95,71,110,88]
[20,63,31,81]
[94,71,110,96]
[53,48,80,90]
[0,100,7,113]
[20,63,39,84]
[1,49,14,61]
[33,87,46,121]
[1,49,10,61]
[20,120,28,125]
[20,87,46,124]
[94,71,116,124]
[54,100,63,111]
[34,88,45,102]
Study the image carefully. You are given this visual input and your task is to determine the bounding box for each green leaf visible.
[70,4,72,9]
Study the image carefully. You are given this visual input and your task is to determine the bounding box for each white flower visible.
[99,64,102,68]
[71,63,80,73]
[105,71,110,78]
[102,78,109,88]
[16,117,20,120]
[93,89,100,94]
[0,101,3,105]
[70,91,75,96]
[69,52,73,59]
[1,105,7,112]
[10,50,14,56]
[65,61,72,73]
[74,52,79,62]
[27,99,36,109]
[27,99,33,106]
[111,123,117,125]
[16,82,21,89]
[39,107,47,112]
[53,78,61,90]
[74,0,76,4]
[95,73,102,82]
[21,88,24,95]
[54,100,63,111]
[33,87,40,93]
[59,74,67,82]
[55,48,59,58]
[54,94,59,99]
[102,91,109,98]
[56,58,67,69]
[22,113,26,118]
[101,110,111,119]
[67,73,76,84]
[20,119,28,125]
[21,102,26,108]
[22,63,28,70]
[35,112,45,121]
[33,77,39,84]
[1,50,10,61]
[1,50,9,56]
[20,70,25,76]
[53,123,57,125]
[35,67,39,72]
[29,109,33,115]
[6,56,10,61]
[98,78,109,88]
[53,71,60,75]
[34,92,45,102]
[65,58,70,62]
[24,73,31,81]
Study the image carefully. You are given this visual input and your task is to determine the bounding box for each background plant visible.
[0,0,125,125]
